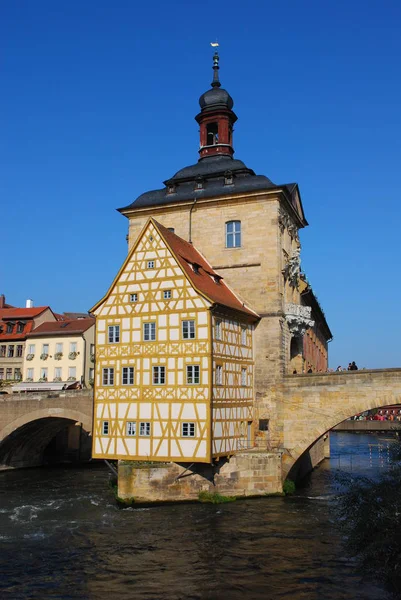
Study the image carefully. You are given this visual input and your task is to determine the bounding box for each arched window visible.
[206,122,218,145]
[226,220,241,248]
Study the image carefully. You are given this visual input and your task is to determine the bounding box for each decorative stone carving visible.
[285,303,315,337]
[278,208,299,242]
[282,247,301,288]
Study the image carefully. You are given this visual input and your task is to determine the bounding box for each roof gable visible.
[91,218,259,321]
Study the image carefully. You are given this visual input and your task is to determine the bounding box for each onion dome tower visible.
[195,52,237,159]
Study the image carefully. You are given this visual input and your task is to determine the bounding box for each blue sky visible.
[2,1,400,368]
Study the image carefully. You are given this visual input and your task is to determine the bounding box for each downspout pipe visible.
[189,198,197,243]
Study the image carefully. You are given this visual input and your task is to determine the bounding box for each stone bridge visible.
[279,368,401,478]
[0,390,93,469]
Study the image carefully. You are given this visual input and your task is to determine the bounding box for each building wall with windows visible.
[0,307,56,384]
[212,313,255,455]
[24,326,95,386]
[122,192,300,447]
[91,220,257,463]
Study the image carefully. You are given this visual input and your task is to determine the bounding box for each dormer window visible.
[167,227,175,232]
[6,323,13,334]
[224,170,233,185]
[17,322,25,333]
[192,263,200,274]
[211,274,222,285]
[206,122,218,145]
[194,177,203,191]
[167,184,176,194]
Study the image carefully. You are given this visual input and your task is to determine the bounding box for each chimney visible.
[0,294,5,309]
[26,299,33,308]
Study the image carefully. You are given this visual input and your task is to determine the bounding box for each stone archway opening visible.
[289,335,303,374]
[0,417,92,470]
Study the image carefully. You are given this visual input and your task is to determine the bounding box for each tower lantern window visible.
[206,122,219,145]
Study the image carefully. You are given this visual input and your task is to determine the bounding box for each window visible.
[186,365,200,384]
[167,227,175,232]
[152,366,165,385]
[206,122,218,145]
[182,320,195,339]
[139,422,151,436]
[14,368,21,380]
[6,323,13,333]
[26,368,34,380]
[90,343,95,355]
[143,322,156,341]
[102,421,109,435]
[54,367,62,379]
[182,422,196,437]
[194,178,203,190]
[147,260,155,269]
[16,345,23,357]
[192,263,200,274]
[40,367,48,380]
[70,342,77,353]
[68,367,76,380]
[6,368,12,380]
[126,421,136,436]
[224,170,233,185]
[0,369,3,380]
[28,344,35,355]
[130,293,138,302]
[108,325,120,343]
[42,344,49,355]
[167,184,176,195]
[226,220,241,248]
[241,326,247,345]
[163,290,171,299]
[215,364,223,385]
[241,368,247,386]
[122,367,134,385]
[102,368,114,386]
[7,345,14,358]
[89,367,94,380]
[215,318,222,340]
[56,343,63,354]
[0,345,6,357]
[17,322,25,333]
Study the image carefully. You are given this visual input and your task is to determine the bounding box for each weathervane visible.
[210,41,220,87]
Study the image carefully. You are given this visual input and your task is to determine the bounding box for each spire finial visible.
[210,42,221,88]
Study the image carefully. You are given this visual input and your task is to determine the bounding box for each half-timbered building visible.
[91,219,259,463]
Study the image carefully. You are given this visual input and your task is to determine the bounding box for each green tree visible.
[337,440,401,597]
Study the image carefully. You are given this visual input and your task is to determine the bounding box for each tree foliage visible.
[336,439,401,597]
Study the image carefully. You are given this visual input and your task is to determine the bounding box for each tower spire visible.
[211,51,221,88]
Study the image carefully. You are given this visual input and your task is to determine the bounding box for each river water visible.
[0,432,393,600]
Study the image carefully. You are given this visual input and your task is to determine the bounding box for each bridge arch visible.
[280,369,401,478]
[0,409,92,469]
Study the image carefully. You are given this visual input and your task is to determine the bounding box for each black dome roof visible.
[199,87,234,111]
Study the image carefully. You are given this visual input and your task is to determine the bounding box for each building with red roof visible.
[0,297,56,383]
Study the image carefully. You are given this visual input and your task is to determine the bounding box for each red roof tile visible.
[28,318,95,337]
[153,219,259,320]
[0,320,35,342]
[0,307,50,320]
[0,307,54,341]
